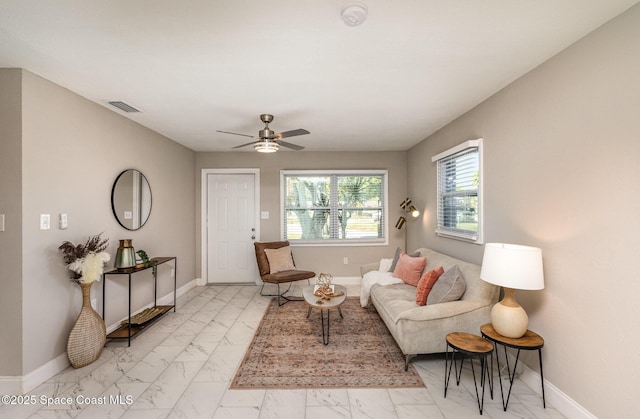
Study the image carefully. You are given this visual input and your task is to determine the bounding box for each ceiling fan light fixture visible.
[221,113,309,151]
[342,3,367,26]
[254,140,279,153]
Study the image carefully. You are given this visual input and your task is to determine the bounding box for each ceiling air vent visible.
[108,101,140,113]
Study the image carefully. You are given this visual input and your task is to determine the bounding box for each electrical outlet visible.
[170,268,175,277]
[343,257,348,265]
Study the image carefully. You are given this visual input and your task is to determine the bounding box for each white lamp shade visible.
[480,243,544,290]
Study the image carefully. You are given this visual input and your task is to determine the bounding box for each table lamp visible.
[480,243,544,338]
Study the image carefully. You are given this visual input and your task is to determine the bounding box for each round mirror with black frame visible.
[111,169,152,230]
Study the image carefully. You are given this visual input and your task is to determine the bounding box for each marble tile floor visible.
[1,283,564,419]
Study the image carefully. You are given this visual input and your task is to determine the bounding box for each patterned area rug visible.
[231,297,425,389]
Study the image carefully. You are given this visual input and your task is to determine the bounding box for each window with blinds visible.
[431,139,483,243]
[281,170,387,245]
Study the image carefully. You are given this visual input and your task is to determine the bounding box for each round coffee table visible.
[302,285,347,345]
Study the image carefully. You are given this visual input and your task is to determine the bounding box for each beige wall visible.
[195,151,408,277]
[408,5,640,416]
[0,69,24,376]
[3,69,196,376]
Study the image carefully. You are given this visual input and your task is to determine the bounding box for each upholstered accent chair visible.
[254,241,316,306]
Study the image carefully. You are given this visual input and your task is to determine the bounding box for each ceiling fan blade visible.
[277,140,305,151]
[231,141,257,149]
[216,130,255,138]
[274,129,310,139]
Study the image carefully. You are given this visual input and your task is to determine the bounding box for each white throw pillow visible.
[379,258,393,272]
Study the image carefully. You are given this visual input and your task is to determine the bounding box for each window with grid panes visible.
[281,170,387,245]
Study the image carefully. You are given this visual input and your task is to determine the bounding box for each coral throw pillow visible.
[415,266,445,306]
[392,252,427,286]
[264,246,296,273]
[388,247,421,272]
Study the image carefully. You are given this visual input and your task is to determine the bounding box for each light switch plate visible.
[40,214,50,230]
[0,214,5,232]
[261,211,269,220]
[59,213,68,229]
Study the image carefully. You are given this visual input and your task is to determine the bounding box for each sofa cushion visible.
[427,265,466,305]
[416,266,445,306]
[393,252,427,286]
[360,270,402,307]
[371,283,421,324]
[264,246,296,273]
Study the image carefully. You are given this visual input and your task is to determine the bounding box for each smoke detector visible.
[342,3,368,26]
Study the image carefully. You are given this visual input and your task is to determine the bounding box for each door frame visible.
[200,168,261,284]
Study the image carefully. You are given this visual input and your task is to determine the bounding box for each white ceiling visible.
[1,1,638,152]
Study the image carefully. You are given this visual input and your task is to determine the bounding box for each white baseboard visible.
[0,376,21,395]
[327,276,361,285]
[23,353,70,394]
[201,276,362,287]
[0,352,69,395]
[1,279,199,395]
[520,363,595,418]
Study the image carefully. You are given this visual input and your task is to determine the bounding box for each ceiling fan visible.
[217,114,310,153]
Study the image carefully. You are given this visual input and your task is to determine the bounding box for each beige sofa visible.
[361,247,499,370]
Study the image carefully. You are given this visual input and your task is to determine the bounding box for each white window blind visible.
[281,170,387,245]
[431,139,483,243]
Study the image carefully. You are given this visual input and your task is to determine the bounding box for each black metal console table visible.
[102,257,177,346]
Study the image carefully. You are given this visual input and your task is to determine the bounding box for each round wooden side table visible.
[445,332,494,415]
[480,323,545,411]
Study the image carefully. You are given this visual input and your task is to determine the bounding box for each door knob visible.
[251,227,256,231]
[251,235,256,240]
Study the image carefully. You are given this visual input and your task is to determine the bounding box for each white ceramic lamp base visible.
[491,287,528,338]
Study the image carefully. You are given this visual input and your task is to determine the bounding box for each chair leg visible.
[259,281,299,306]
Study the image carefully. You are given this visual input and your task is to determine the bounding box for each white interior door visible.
[204,170,259,284]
